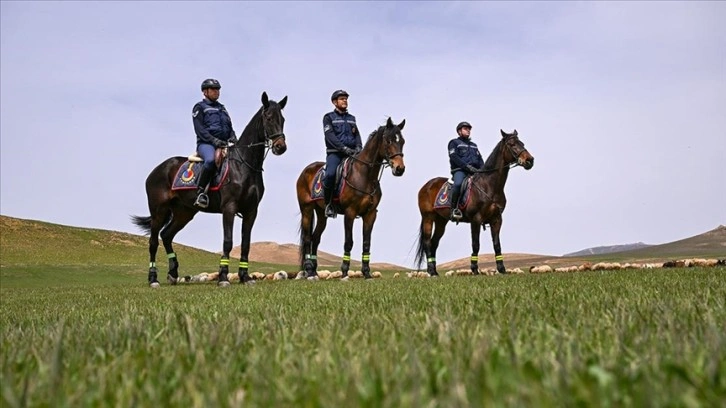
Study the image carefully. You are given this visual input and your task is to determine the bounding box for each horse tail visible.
[413,220,426,270]
[130,213,171,236]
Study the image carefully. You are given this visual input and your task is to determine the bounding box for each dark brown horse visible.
[296,117,407,280]
[414,129,534,276]
[132,92,288,287]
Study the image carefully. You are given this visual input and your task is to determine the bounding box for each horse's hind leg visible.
[307,206,328,278]
[147,209,171,287]
[427,216,448,276]
[160,206,196,284]
[489,214,506,274]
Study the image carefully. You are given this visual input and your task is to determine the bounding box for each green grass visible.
[2,267,725,407]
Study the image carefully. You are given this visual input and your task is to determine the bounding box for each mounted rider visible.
[322,89,362,218]
[192,78,238,208]
[447,121,484,220]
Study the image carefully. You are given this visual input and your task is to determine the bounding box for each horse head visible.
[261,92,288,156]
[380,117,406,176]
[500,129,534,170]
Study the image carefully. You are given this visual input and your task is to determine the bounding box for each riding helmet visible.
[331,89,349,101]
[456,121,472,132]
[201,78,221,91]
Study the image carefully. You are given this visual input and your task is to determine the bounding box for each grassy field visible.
[2,266,725,407]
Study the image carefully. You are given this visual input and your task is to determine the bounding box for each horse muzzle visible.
[519,157,534,170]
[271,137,287,156]
[392,165,405,177]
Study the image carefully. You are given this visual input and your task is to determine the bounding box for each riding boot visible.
[450,189,462,221]
[194,167,213,208]
[323,186,336,218]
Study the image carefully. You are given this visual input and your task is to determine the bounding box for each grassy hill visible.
[437,225,725,271]
[0,216,404,275]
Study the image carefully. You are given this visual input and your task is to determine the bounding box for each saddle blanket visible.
[432,177,472,210]
[171,160,230,191]
[310,160,350,201]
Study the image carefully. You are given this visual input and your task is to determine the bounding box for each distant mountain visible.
[564,242,652,257]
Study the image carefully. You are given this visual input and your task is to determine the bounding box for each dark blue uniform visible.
[448,136,484,205]
[322,110,361,189]
[192,99,236,173]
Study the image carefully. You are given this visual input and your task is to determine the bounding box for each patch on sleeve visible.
[324,125,331,132]
[192,110,199,118]
[448,148,455,155]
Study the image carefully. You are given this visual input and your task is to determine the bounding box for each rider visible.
[322,89,362,218]
[447,121,484,220]
[192,78,237,208]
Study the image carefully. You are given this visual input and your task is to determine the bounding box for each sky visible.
[1,1,724,268]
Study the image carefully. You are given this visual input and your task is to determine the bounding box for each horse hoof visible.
[167,275,178,285]
[150,282,160,288]
[307,276,319,281]
[340,276,350,282]
[218,281,231,288]
[243,280,256,285]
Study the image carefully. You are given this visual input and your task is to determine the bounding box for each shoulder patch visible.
[324,124,331,132]
[192,110,199,118]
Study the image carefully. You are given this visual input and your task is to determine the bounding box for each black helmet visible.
[201,78,221,91]
[331,89,349,101]
[456,121,472,132]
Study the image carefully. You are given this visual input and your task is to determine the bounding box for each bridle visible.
[344,128,404,196]
[228,107,285,173]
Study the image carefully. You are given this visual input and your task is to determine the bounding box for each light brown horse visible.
[296,117,406,279]
[414,129,534,276]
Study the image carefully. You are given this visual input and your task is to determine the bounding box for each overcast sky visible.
[1,1,724,267]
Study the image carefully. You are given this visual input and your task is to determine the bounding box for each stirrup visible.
[324,204,337,218]
[194,193,209,208]
[451,208,462,220]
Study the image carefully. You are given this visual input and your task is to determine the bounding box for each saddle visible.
[171,147,230,192]
[187,147,227,168]
[310,157,353,201]
[433,175,474,210]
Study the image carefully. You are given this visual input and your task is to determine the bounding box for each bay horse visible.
[132,92,288,287]
[414,129,534,276]
[296,117,407,280]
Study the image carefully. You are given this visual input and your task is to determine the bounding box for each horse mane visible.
[239,106,265,142]
[482,137,505,171]
[366,125,385,144]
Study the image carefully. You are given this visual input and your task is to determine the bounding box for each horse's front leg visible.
[360,209,378,280]
[470,222,481,275]
[217,210,236,287]
[489,215,506,274]
[340,210,355,280]
[237,208,258,284]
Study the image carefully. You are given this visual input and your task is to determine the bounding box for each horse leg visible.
[340,210,355,280]
[236,208,258,284]
[308,207,328,279]
[427,217,448,276]
[159,206,196,285]
[360,209,377,280]
[489,215,506,274]
[470,222,482,275]
[299,205,317,278]
[147,209,171,287]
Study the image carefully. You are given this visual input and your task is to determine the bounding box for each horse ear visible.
[279,96,288,109]
[386,117,394,128]
[397,119,406,130]
[261,92,270,109]
[513,129,518,136]
[500,129,507,138]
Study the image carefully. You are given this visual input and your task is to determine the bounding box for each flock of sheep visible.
[177,257,725,283]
